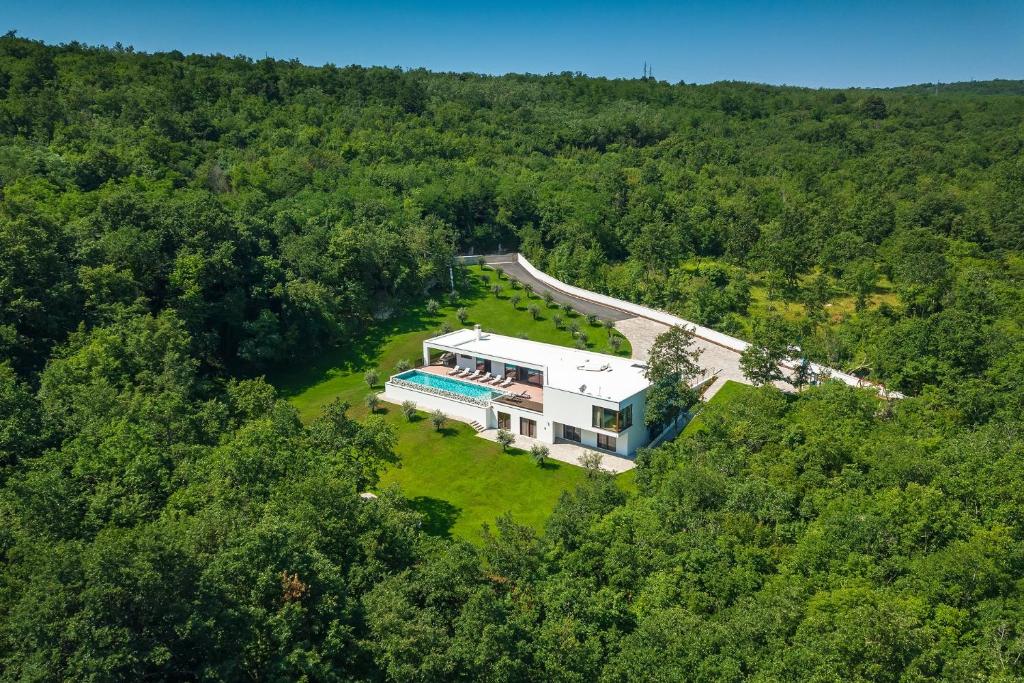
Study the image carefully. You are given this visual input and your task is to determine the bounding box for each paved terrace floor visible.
[419,364,545,412]
[477,428,636,473]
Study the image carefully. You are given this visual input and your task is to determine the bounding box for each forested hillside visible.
[1,35,1023,680]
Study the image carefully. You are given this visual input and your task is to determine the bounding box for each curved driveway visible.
[476,254,749,399]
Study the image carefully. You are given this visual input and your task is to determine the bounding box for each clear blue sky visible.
[3,1,1022,87]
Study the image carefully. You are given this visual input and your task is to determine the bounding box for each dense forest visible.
[1,34,1023,680]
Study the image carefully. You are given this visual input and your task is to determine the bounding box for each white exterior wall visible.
[491,404,551,442]
[541,386,648,457]
[384,381,489,425]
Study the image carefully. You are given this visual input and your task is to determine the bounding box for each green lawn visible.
[271,265,633,541]
[681,380,755,436]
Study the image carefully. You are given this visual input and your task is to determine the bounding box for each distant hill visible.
[889,79,1024,95]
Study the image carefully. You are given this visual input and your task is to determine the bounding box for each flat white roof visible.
[426,328,650,402]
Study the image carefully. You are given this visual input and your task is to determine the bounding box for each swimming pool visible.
[393,370,504,403]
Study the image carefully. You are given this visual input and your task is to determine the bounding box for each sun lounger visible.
[456,368,471,377]
[448,367,461,375]
[478,372,492,383]
[499,377,513,388]
[467,370,481,380]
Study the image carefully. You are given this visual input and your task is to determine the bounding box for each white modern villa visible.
[384,325,653,458]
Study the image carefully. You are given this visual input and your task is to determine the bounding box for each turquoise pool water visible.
[395,370,503,400]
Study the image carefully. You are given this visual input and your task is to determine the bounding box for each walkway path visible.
[477,428,636,473]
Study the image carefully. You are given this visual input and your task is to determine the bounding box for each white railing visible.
[388,375,504,408]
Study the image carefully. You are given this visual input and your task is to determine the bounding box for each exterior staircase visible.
[469,420,485,433]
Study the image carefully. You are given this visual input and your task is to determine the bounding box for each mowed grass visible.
[681,380,755,436]
[276,265,629,422]
[271,265,633,541]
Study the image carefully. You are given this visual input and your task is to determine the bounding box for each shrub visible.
[609,334,623,352]
[524,283,534,297]
[576,330,588,344]
[430,409,447,431]
[569,321,581,335]
[509,278,520,289]
[438,322,453,335]
[364,394,380,414]
[476,256,486,267]
[543,291,554,306]
[575,337,588,349]
[528,304,540,320]
[456,307,468,324]
[602,318,615,332]
[561,302,573,315]
[401,400,417,421]
[580,450,604,475]
[496,428,515,451]
[553,314,563,329]
[395,358,411,372]
[363,369,379,388]
[426,298,439,314]
[530,443,549,467]
[586,313,598,326]
[491,284,502,297]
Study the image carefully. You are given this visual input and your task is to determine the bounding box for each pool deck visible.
[419,364,544,410]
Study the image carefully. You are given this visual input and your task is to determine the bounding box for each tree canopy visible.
[1,34,1023,680]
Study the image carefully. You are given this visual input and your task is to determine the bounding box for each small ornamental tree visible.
[496,428,515,451]
[524,283,534,297]
[495,266,504,279]
[363,369,379,388]
[553,314,563,329]
[602,318,615,332]
[364,393,380,414]
[561,302,573,315]
[791,358,813,392]
[394,358,411,373]
[491,284,502,298]
[528,304,540,320]
[401,400,417,421]
[509,278,520,289]
[426,298,439,314]
[543,290,554,307]
[586,313,598,326]
[609,334,623,353]
[430,409,447,431]
[510,294,522,309]
[456,307,468,324]
[643,325,704,429]
[739,316,790,386]
[530,443,549,467]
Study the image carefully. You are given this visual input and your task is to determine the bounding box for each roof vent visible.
[579,384,587,393]
[474,324,482,341]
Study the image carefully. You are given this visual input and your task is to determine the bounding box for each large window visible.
[592,404,633,432]
[507,365,544,387]
[597,433,617,452]
[520,417,537,438]
[562,424,581,443]
[497,412,511,430]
